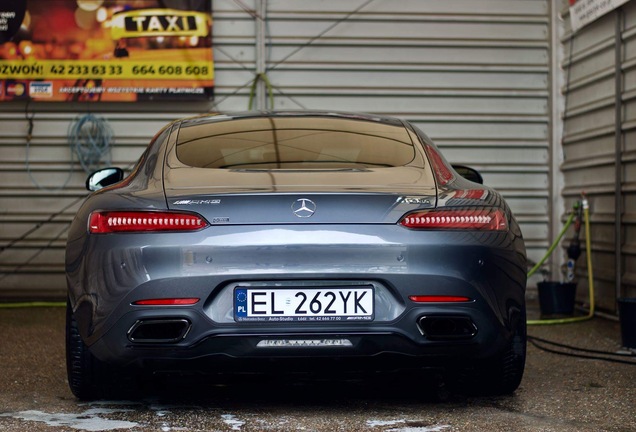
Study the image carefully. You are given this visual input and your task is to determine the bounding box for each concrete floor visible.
[0,305,635,432]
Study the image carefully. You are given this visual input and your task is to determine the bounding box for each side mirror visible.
[86,167,124,191]
[452,165,483,184]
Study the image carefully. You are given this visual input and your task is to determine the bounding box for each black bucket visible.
[537,282,577,315]
[618,298,636,349]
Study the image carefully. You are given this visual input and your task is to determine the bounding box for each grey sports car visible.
[65,111,527,399]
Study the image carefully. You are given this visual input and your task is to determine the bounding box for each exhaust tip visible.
[128,319,191,343]
[417,315,477,340]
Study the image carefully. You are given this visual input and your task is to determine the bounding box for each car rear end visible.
[66,112,526,396]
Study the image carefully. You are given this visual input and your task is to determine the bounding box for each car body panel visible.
[65,111,526,378]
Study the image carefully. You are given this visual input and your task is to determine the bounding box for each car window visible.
[175,117,417,169]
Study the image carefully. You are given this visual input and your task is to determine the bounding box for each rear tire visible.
[65,299,138,400]
[459,312,527,396]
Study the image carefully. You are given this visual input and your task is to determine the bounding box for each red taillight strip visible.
[89,211,209,234]
[409,295,472,303]
[399,208,507,231]
[133,298,200,306]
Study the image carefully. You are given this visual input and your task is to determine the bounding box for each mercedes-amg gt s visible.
[65,111,527,399]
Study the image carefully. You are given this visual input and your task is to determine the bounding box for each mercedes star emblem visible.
[292,198,316,218]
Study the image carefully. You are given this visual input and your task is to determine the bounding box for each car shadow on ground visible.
[125,369,482,408]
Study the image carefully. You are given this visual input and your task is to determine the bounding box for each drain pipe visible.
[614,9,624,311]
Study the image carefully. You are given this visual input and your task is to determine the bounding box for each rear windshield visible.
[175,116,417,169]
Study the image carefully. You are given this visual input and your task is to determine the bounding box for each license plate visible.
[234,286,374,322]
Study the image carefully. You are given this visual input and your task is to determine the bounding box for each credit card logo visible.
[29,81,53,98]
[7,82,25,97]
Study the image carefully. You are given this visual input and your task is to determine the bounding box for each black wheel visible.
[66,298,99,399]
[457,311,527,396]
[66,299,138,400]
[490,314,527,395]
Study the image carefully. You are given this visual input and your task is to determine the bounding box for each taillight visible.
[89,211,209,234]
[399,208,507,231]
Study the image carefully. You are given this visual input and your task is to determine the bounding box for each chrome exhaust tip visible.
[127,318,191,343]
[417,315,477,340]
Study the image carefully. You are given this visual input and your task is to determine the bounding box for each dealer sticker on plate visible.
[234,286,374,322]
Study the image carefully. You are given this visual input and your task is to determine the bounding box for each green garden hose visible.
[527,197,594,325]
[527,212,575,279]
[0,301,65,308]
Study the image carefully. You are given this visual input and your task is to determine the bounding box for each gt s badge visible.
[173,199,221,205]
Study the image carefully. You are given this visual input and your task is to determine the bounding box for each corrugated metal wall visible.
[561,0,636,312]
[0,0,552,300]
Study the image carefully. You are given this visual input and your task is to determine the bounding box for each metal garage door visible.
[0,0,552,300]
[560,0,636,312]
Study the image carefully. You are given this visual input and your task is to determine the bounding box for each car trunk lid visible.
[164,167,437,224]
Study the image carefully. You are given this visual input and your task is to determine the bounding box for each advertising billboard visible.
[0,0,214,102]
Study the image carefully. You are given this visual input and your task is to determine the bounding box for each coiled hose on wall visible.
[2,112,114,308]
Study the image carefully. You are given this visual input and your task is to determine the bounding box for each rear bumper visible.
[85,280,517,368]
[66,224,526,369]
[92,332,495,373]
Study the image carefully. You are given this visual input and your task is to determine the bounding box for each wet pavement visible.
[0,305,635,432]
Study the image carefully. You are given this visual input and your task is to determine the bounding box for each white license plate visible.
[234,286,374,322]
